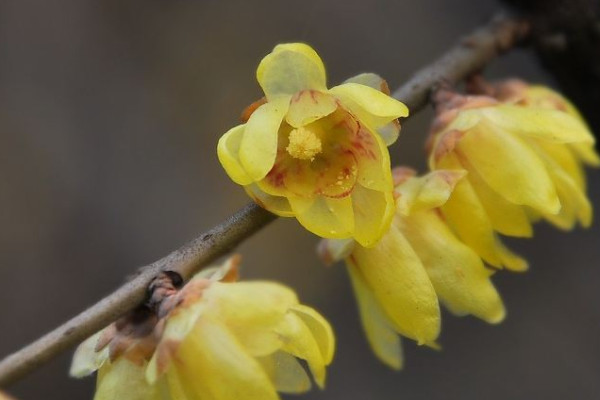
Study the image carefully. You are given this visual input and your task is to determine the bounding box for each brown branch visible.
[0,13,527,388]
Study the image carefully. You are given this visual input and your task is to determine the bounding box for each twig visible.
[0,13,527,387]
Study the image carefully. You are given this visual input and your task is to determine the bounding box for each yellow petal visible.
[351,184,396,247]
[478,104,594,143]
[395,169,467,216]
[257,351,312,394]
[343,72,386,90]
[535,140,586,190]
[350,224,440,344]
[329,82,409,130]
[465,163,533,237]
[355,128,394,192]
[95,360,157,400]
[291,304,335,364]
[257,43,327,100]
[436,154,502,267]
[285,90,337,128]
[347,265,403,369]
[70,331,109,378]
[244,183,294,217]
[288,195,355,239]
[205,281,298,357]
[217,124,253,185]
[398,212,506,324]
[239,96,290,181]
[456,121,560,214]
[276,312,328,388]
[570,142,600,166]
[175,319,279,400]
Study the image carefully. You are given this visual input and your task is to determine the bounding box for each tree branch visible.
[0,13,527,388]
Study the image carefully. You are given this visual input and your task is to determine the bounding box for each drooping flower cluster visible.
[319,168,505,368]
[427,85,596,270]
[218,43,408,247]
[71,257,334,400]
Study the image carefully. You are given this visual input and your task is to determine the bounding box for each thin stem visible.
[0,14,527,388]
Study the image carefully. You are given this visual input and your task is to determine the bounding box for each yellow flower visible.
[70,257,335,400]
[490,79,599,230]
[427,88,595,270]
[319,169,505,369]
[217,43,409,247]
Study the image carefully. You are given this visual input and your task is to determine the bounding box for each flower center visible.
[286,126,323,161]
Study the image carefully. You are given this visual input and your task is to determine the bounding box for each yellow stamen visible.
[286,126,322,161]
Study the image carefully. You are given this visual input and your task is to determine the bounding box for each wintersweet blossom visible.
[217,43,409,246]
[489,79,598,230]
[319,169,505,369]
[427,88,595,271]
[70,257,334,400]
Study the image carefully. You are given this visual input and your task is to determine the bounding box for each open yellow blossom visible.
[217,43,409,246]
[319,169,505,369]
[427,88,595,271]
[70,257,335,400]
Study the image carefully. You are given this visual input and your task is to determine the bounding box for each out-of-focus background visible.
[1,1,599,399]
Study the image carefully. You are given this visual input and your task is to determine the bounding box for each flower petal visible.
[317,238,356,265]
[95,360,158,400]
[205,282,298,357]
[395,170,467,216]
[70,331,109,378]
[257,43,327,100]
[353,126,394,192]
[347,265,403,369]
[285,90,337,128]
[257,351,312,394]
[288,195,355,239]
[351,184,396,247]
[398,212,506,324]
[217,125,253,185]
[465,163,533,237]
[329,82,409,130]
[276,312,328,388]
[175,319,279,400]
[239,96,290,181]
[350,224,440,344]
[478,105,594,143]
[291,304,335,364]
[244,184,294,217]
[456,121,560,214]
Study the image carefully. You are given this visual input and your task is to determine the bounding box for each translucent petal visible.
[347,265,403,369]
[353,127,394,192]
[536,140,586,190]
[437,155,502,267]
[351,224,440,344]
[456,122,560,214]
[276,312,327,388]
[285,90,337,128]
[291,304,335,364]
[478,104,594,143]
[329,82,409,130]
[289,195,355,239]
[343,72,387,91]
[351,184,395,248]
[70,331,109,378]
[395,170,466,216]
[95,360,157,400]
[257,351,312,394]
[175,319,279,400]
[205,282,298,357]
[398,212,506,324]
[217,124,253,185]
[257,43,327,100]
[244,183,294,217]
[463,160,533,237]
[239,96,290,181]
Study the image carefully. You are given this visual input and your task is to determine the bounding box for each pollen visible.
[286,126,322,161]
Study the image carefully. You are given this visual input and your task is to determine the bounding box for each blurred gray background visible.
[1,1,599,399]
